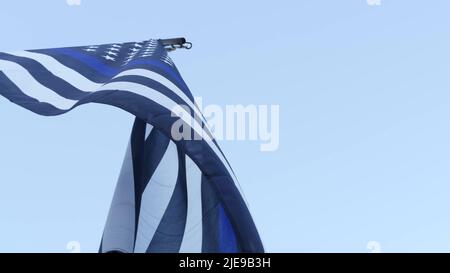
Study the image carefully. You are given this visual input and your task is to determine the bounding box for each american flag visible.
[0,39,264,253]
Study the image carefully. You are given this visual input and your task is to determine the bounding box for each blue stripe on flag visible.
[201,175,220,252]
[31,49,112,82]
[218,205,239,253]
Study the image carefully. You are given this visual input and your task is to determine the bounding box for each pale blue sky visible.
[1,0,450,253]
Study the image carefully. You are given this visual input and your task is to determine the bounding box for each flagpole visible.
[160,37,192,52]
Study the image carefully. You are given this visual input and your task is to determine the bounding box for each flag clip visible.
[160,37,192,52]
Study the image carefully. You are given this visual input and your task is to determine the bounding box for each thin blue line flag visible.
[0,39,264,253]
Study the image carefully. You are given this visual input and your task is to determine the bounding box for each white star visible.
[130,48,140,53]
[102,55,116,61]
[106,51,118,56]
[108,47,120,52]
[84,48,97,52]
[134,43,143,48]
[111,44,122,48]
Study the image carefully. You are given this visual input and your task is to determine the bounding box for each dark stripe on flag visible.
[130,118,147,242]
[45,48,118,78]
[110,75,195,107]
[130,119,170,242]
[0,53,88,99]
[201,175,221,253]
[30,49,112,83]
[0,72,65,116]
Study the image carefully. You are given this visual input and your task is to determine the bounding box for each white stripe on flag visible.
[101,142,136,253]
[145,123,154,139]
[98,81,244,199]
[0,60,77,109]
[9,51,103,91]
[101,81,212,142]
[113,69,207,121]
[115,69,215,142]
[133,140,179,253]
[179,156,203,253]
